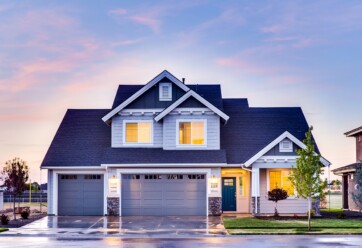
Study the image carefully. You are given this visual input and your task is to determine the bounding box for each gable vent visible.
[159,83,172,101]
[279,139,293,152]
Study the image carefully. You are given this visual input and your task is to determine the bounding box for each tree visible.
[268,188,288,216]
[288,127,327,231]
[1,158,29,220]
[352,162,362,212]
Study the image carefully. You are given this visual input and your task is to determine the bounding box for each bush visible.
[20,210,30,219]
[1,214,9,225]
[336,213,347,219]
[268,188,288,217]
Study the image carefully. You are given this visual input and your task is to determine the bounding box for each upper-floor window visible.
[177,120,206,146]
[159,83,172,101]
[279,139,293,152]
[123,120,152,144]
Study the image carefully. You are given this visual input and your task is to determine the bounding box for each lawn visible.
[224,217,362,235]
[0,228,9,233]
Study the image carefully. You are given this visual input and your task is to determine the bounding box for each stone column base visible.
[107,197,120,216]
[208,197,222,216]
[251,196,260,215]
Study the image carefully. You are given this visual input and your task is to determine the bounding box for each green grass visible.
[320,208,344,213]
[0,228,9,233]
[3,202,47,208]
[223,217,362,235]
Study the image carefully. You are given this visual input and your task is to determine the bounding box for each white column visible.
[251,168,260,213]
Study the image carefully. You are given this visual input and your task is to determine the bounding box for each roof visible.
[345,126,362,137]
[112,84,224,111]
[220,99,319,164]
[332,163,360,174]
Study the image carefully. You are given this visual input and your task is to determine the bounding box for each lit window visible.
[178,121,205,145]
[269,170,294,196]
[125,122,152,143]
[159,83,172,101]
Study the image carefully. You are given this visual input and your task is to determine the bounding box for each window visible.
[61,175,77,180]
[269,170,294,196]
[145,175,162,180]
[188,174,205,180]
[124,121,152,144]
[223,179,234,186]
[159,83,172,101]
[123,174,140,180]
[178,120,206,145]
[85,175,101,180]
[279,139,293,152]
[167,174,183,180]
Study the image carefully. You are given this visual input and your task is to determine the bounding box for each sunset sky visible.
[0,0,361,183]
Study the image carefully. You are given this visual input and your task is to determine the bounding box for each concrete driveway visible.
[2,216,227,237]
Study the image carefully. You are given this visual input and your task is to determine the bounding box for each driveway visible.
[2,216,227,237]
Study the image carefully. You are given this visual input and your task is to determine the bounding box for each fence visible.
[3,193,47,203]
[321,191,342,209]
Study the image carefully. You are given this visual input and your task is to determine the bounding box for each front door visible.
[222,177,236,211]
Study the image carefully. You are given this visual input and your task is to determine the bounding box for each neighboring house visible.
[41,70,330,216]
[333,126,362,210]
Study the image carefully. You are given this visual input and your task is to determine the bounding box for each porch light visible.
[108,176,120,196]
[211,175,218,184]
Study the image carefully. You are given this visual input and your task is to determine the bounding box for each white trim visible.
[257,156,298,164]
[279,139,293,152]
[122,119,154,146]
[101,163,226,167]
[176,119,207,148]
[345,127,362,137]
[41,166,105,169]
[102,70,189,123]
[154,90,230,122]
[116,168,211,216]
[244,131,330,167]
[119,108,163,116]
[159,82,172,101]
[52,170,106,216]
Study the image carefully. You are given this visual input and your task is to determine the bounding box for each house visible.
[333,126,362,210]
[41,70,330,216]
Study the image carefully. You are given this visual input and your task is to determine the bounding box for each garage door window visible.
[123,175,140,180]
[85,175,101,180]
[145,175,162,180]
[167,175,183,180]
[61,175,77,180]
[188,174,205,180]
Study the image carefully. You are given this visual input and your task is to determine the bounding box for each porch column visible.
[251,167,260,214]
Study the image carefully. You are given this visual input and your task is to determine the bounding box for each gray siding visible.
[259,168,308,214]
[163,114,220,150]
[112,115,163,148]
[264,138,298,156]
[48,170,53,215]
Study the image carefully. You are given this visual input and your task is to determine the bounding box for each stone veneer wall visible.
[208,197,222,216]
[251,197,260,215]
[107,197,120,216]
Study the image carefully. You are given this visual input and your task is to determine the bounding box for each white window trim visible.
[159,82,172,101]
[122,120,154,146]
[279,139,293,153]
[266,169,296,199]
[175,119,207,148]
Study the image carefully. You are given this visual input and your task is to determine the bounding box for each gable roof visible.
[154,90,230,122]
[220,99,322,164]
[345,126,362,137]
[102,70,189,123]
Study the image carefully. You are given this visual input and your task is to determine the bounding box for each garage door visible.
[121,174,206,216]
[58,174,104,216]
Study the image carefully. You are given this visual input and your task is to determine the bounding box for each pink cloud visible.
[129,15,161,33]
[111,39,142,47]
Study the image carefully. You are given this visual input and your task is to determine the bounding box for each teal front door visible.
[222,177,236,211]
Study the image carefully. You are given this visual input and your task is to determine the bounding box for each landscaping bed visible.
[223,217,362,235]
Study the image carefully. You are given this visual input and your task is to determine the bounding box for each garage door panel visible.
[58,174,104,216]
[121,174,206,216]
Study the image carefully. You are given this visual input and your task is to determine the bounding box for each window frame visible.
[122,120,154,146]
[176,119,207,147]
[267,169,296,199]
[159,82,172,101]
[279,139,293,152]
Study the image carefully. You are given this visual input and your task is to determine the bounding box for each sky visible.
[0,0,361,183]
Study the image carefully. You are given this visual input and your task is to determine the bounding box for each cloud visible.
[108,8,127,15]
[128,15,161,33]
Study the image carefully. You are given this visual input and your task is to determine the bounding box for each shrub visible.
[1,214,10,225]
[268,188,288,217]
[336,213,347,219]
[20,210,30,219]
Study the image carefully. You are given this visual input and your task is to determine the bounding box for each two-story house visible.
[41,70,330,216]
[333,126,362,210]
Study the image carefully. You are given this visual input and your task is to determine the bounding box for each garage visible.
[58,174,104,216]
[121,174,207,216]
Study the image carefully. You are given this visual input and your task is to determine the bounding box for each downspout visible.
[241,164,258,215]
